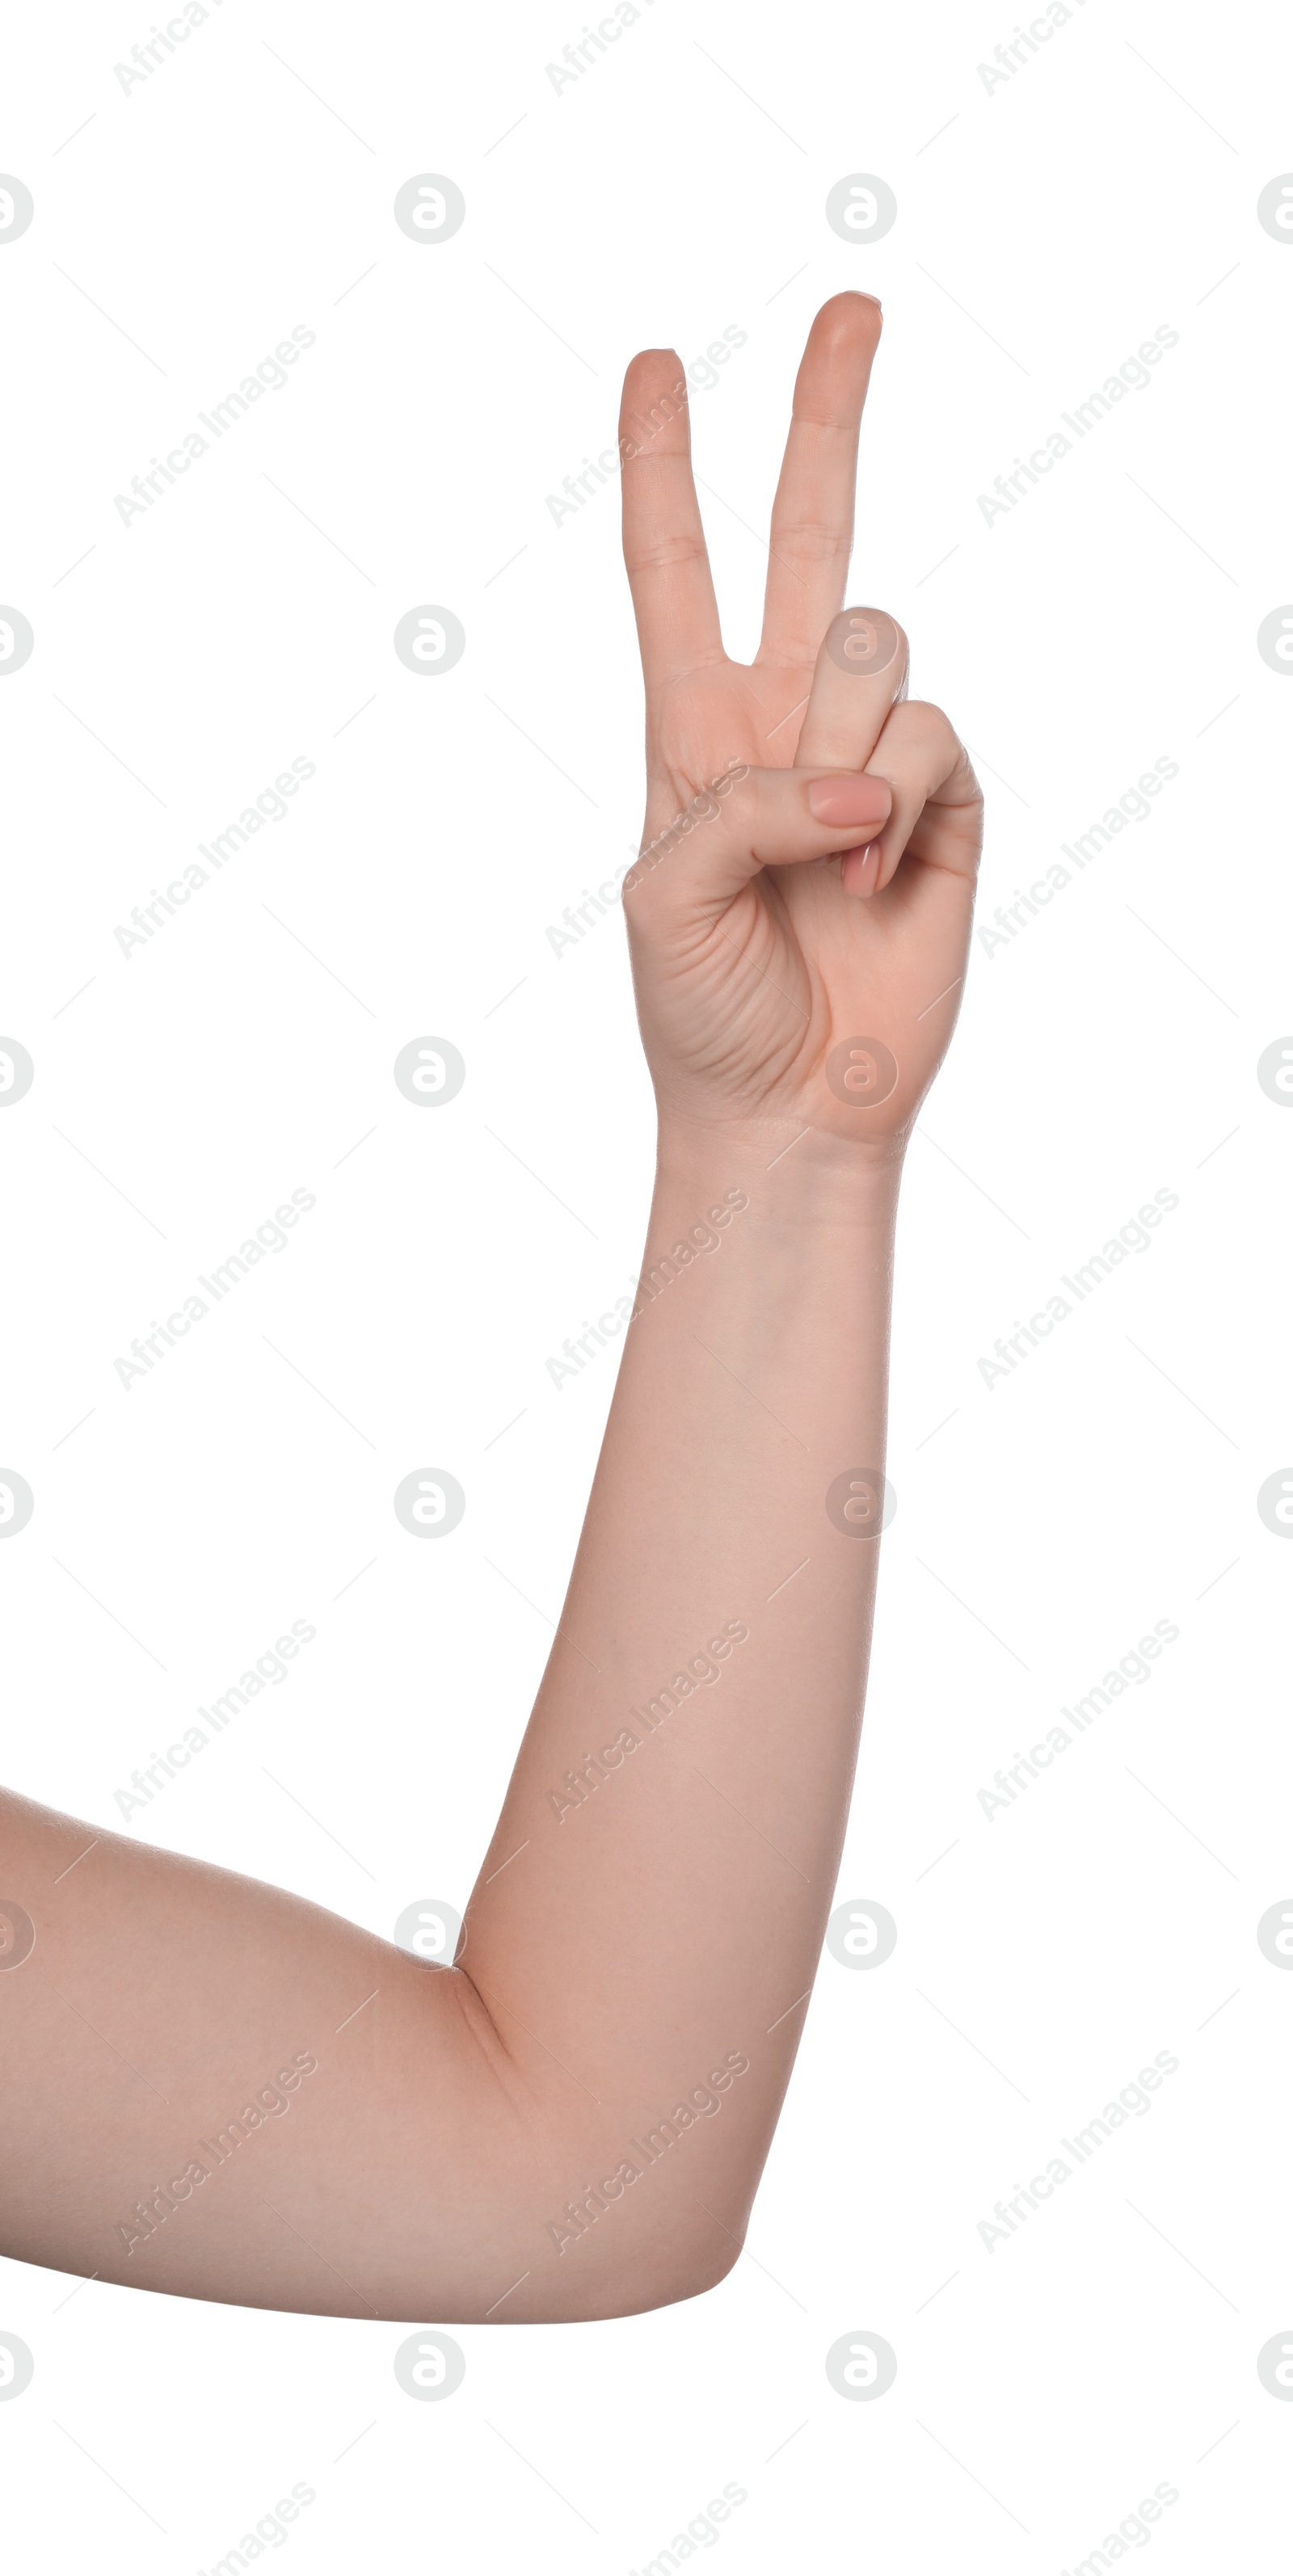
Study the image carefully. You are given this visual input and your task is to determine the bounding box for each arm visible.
[0,295,980,2322]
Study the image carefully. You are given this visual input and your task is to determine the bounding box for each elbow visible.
[540,2212,746,2324]
[648,2233,744,2314]
[444,1969,749,2321]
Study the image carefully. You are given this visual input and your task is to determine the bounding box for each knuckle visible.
[887,698,961,759]
[625,533,710,579]
[768,518,853,560]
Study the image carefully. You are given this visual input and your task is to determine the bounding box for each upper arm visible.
[0,1789,534,2320]
[0,1791,736,2321]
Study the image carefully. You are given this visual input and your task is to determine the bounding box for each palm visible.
[638,648,979,1139]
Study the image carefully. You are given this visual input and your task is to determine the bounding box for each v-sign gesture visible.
[620,292,983,1164]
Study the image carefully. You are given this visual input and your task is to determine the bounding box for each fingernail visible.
[844,841,881,897]
[807,773,890,827]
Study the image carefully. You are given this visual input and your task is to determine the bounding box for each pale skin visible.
[0,293,981,2321]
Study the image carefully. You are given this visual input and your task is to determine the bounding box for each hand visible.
[619,293,983,1168]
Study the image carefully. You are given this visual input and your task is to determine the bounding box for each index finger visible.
[620,348,723,693]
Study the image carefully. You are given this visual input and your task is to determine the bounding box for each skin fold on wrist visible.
[653,1112,907,1232]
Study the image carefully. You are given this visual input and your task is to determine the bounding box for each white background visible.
[2,0,1292,2567]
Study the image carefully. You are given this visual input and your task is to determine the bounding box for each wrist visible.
[653,1109,905,1234]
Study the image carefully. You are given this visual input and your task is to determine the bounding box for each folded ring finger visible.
[794,604,909,773]
[838,697,967,897]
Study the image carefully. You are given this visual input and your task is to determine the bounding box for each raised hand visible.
[620,293,983,1162]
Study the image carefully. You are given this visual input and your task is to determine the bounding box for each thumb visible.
[624,764,892,914]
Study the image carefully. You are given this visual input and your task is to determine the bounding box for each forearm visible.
[462,1122,902,2308]
[0,1134,905,2326]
